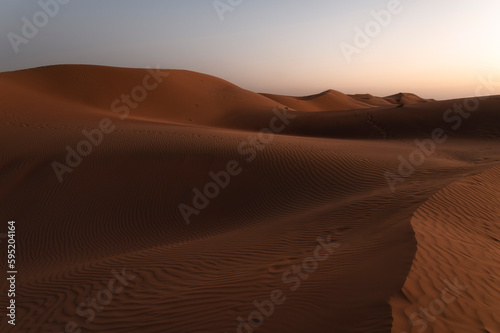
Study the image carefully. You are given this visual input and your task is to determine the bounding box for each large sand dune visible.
[0,65,499,333]
[261,90,376,111]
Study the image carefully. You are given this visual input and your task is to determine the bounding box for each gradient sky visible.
[1,0,499,99]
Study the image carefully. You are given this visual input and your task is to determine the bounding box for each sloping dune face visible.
[349,94,399,107]
[0,65,289,126]
[0,65,500,333]
[391,165,500,333]
[261,90,376,111]
[384,93,432,105]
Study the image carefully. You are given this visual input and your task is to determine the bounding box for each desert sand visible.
[0,65,499,333]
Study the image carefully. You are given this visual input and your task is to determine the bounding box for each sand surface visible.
[0,65,499,332]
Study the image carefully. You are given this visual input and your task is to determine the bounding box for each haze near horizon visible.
[1,0,499,99]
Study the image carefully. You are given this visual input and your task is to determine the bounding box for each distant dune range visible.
[0,65,499,333]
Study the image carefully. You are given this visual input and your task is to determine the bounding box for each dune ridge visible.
[261,89,377,111]
[391,163,500,333]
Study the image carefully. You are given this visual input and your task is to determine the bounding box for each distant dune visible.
[1,65,499,333]
[261,89,376,111]
[384,92,434,105]
[349,93,399,106]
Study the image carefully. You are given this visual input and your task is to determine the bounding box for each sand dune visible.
[391,163,500,333]
[261,89,376,111]
[349,93,399,106]
[0,65,499,333]
[0,65,290,127]
[384,92,433,105]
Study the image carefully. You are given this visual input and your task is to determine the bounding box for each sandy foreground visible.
[0,65,499,333]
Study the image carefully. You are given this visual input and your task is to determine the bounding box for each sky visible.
[0,0,499,99]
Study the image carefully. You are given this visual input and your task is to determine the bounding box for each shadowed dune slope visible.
[391,164,500,333]
[235,97,500,140]
[384,92,433,105]
[0,125,424,332]
[349,93,399,106]
[261,89,376,111]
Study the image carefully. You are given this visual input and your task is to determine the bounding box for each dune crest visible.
[261,89,377,111]
[392,164,500,333]
[384,92,433,105]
